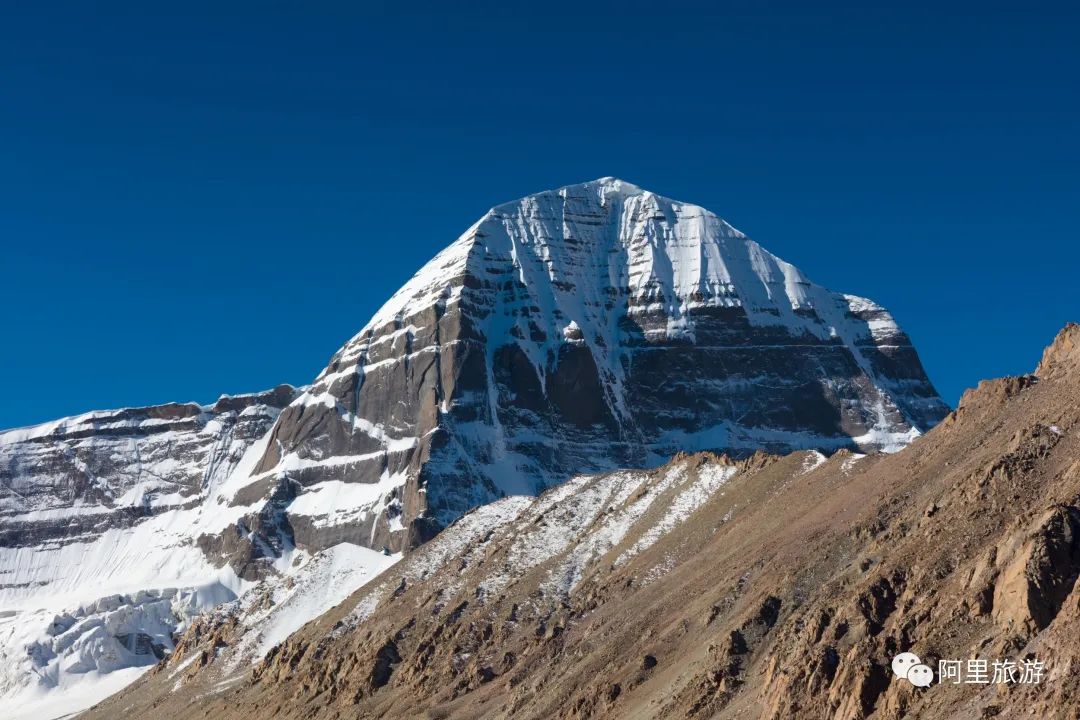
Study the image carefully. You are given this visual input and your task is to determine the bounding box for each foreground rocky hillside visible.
[88,325,1080,718]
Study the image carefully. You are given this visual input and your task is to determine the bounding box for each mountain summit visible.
[249,178,948,551]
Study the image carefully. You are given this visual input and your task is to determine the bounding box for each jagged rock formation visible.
[89,325,1080,720]
[249,177,947,553]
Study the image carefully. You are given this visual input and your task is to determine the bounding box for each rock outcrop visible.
[1036,321,1080,380]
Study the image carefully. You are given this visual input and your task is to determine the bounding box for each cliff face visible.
[250,178,947,552]
[92,325,1080,720]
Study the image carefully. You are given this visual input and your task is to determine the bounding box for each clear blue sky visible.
[3,1,1078,429]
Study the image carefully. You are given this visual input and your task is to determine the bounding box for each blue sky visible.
[2,1,1078,428]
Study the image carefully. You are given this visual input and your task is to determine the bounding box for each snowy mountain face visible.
[251,177,947,551]
[0,387,298,714]
[0,386,301,607]
[0,385,391,717]
[0,178,947,717]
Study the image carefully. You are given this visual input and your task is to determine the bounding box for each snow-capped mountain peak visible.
[0,179,948,718]
[258,179,948,549]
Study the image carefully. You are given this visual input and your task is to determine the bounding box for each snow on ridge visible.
[219,543,401,671]
[798,450,828,475]
[351,230,477,339]
[334,457,744,636]
[841,453,867,473]
[340,496,535,629]
[541,466,688,597]
[0,405,205,443]
[616,462,738,566]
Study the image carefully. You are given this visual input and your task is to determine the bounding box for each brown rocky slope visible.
[86,325,1080,719]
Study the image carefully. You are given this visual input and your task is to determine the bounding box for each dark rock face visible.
[251,178,948,553]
